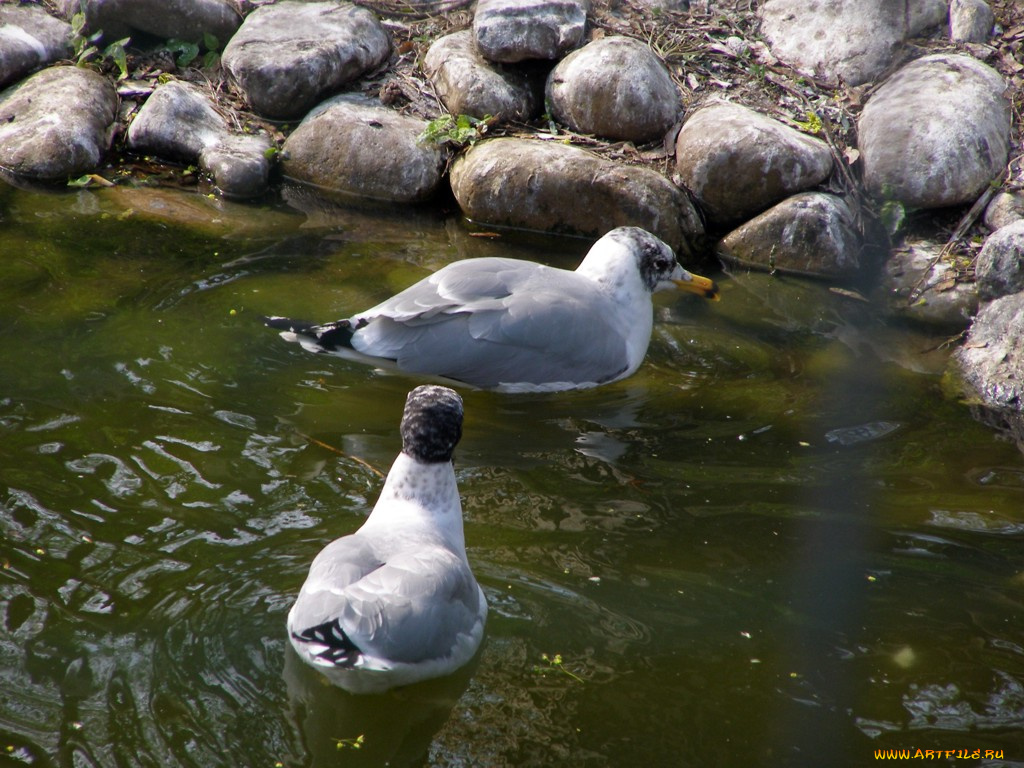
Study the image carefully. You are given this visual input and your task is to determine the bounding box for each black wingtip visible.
[292,620,363,667]
[262,316,356,352]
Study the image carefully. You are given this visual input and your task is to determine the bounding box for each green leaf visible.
[202,32,220,52]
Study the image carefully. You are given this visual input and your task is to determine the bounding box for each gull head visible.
[400,385,464,464]
[605,227,720,300]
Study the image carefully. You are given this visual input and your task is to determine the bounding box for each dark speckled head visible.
[400,385,464,463]
[607,226,679,291]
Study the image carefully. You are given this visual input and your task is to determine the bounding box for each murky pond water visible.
[2,182,1023,767]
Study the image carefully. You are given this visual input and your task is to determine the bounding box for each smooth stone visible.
[0,66,116,181]
[717,193,861,279]
[950,0,994,43]
[674,101,832,225]
[473,0,588,63]
[127,80,272,198]
[449,137,703,254]
[280,94,443,203]
[759,0,948,86]
[546,36,679,143]
[984,191,1024,231]
[955,291,1024,413]
[975,220,1024,301]
[858,54,1009,209]
[222,1,390,120]
[423,30,537,122]
[0,5,72,88]
[56,0,241,43]
[880,239,977,327]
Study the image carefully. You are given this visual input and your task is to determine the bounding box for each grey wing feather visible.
[350,258,630,386]
[290,536,483,664]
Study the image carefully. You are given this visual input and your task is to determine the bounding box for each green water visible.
[1,183,1023,767]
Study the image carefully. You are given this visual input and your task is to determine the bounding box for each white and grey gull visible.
[287,385,487,694]
[265,226,719,392]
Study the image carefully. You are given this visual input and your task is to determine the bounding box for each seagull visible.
[265,226,719,392]
[287,385,487,694]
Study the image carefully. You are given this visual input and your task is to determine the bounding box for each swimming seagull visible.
[265,226,719,392]
[287,385,487,694]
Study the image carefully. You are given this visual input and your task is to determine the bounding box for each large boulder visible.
[956,292,1024,416]
[449,137,703,254]
[858,54,1009,209]
[280,94,444,203]
[423,30,537,123]
[473,0,588,63]
[127,80,273,198]
[56,0,241,43]
[975,220,1024,301]
[222,1,390,120]
[759,0,947,86]
[0,66,116,181]
[546,36,679,143]
[675,101,832,225]
[717,193,861,279]
[950,0,995,43]
[0,5,72,89]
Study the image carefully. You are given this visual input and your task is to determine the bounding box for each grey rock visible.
[955,291,1024,413]
[880,239,977,327]
[127,80,272,198]
[984,191,1024,231]
[546,36,679,143]
[858,54,1009,209]
[759,0,948,86]
[222,1,390,120]
[976,220,1024,301]
[280,94,443,203]
[449,137,703,254]
[950,0,994,43]
[717,193,861,279]
[675,101,832,225]
[0,66,116,181]
[0,5,72,89]
[473,0,588,63]
[423,30,537,122]
[57,0,241,44]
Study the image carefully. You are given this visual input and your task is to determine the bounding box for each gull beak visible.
[673,272,721,301]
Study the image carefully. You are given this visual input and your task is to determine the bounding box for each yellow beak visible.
[673,273,720,301]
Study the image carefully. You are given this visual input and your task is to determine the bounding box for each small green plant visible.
[333,734,364,751]
[163,33,221,69]
[794,110,823,135]
[418,114,492,148]
[70,9,130,80]
[533,653,585,683]
[880,198,907,236]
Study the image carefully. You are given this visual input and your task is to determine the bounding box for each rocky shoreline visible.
[1,0,1023,446]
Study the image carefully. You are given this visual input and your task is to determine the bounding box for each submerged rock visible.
[0,5,72,89]
[759,0,947,86]
[674,101,833,225]
[880,240,977,328]
[473,0,588,63]
[546,36,679,143]
[56,0,241,43]
[127,80,272,198]
[858,54,1009,209]
[423,30,538,123]
[222,1,390,120]
[975,220,1024,301]
[280,94,443,203]
[0,66,116,181]
[449,137,703,254]
[717,193,861,279]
